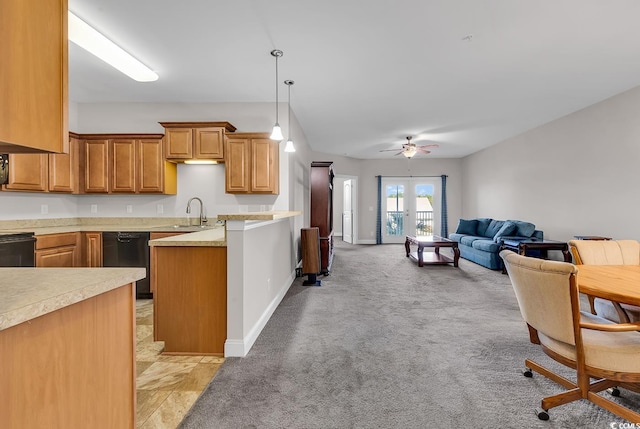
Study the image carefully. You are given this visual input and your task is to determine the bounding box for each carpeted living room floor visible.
[178,240,640,428]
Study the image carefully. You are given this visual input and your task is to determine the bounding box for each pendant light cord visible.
[272,51,282,123]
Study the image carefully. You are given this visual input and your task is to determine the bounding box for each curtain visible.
[440,175,448,237]
[376,176,382,244]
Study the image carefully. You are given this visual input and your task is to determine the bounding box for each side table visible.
[500,239,572,274]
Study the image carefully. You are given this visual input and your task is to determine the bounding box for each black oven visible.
[0,232,36,267]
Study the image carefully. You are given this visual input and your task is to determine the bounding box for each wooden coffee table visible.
[405,235,460,267]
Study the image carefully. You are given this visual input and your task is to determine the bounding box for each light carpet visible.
[178,240,640,428]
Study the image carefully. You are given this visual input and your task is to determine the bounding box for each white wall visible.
[462,85,640,242]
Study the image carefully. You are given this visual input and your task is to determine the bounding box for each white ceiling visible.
[68,0,640,159]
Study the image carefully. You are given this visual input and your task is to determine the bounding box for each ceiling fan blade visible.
[379,148,401,152]
[417,144,439,149]
[394,150,404,156]
[416,148,431,154]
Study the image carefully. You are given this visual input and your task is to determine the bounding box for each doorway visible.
[333,174,358,244]
[381,177,439,244]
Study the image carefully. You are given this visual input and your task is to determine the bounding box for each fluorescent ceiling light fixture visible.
[184,160,218,165]
[68,11,158,82]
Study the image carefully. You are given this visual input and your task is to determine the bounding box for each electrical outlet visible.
[90,204,98,214]
[40,204,48,214]
[126,204,133,214]
[156,204,164,214]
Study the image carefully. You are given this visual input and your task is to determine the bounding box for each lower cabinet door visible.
[35,246,77,267]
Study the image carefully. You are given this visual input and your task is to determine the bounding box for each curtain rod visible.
[375,175,447,178]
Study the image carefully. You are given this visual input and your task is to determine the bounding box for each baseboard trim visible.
[358,239,376,244]
[224,270,295,357]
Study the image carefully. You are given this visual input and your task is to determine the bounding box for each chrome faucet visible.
[186,197,207,226]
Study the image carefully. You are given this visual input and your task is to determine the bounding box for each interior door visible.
[342,179,353,243]
[382,178,437,243]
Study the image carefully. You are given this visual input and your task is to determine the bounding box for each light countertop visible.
[217,210,301,221]
[148,227,226,247]
[0,267,146,331]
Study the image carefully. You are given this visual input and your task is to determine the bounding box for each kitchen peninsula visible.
[149,210,301,358]
[0,267,145,429]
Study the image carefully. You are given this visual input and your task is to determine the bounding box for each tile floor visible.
[135,299,224,428]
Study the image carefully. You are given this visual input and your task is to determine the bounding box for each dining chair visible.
[569,239,640,323]
[500,250,640,422]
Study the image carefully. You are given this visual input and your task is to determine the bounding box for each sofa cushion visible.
[475,218,493,237]
[484,220,505,238]
[455,219,478,235]
[460,235,484,246]
[472,239,501,253]
[493,221,517,243]
[508,220,536,238]
[448,233,464,243]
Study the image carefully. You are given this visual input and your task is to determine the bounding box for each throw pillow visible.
[475,218,493,237]
[455,219,478,235]
[484,219,505,238]
[508,220,536,238]
[493,221,517,243]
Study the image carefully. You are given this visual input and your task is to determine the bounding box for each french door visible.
[381,178,438,244]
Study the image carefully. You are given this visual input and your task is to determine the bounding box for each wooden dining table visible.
[576,264,640,394]
[577,265,640,307]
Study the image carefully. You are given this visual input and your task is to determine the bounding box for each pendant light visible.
[269,50,284,141]
[284,80,296,152]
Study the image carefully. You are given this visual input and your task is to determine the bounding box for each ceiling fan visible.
[379,136,439,158]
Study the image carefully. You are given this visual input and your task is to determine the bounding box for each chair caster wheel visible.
[535,408,549,420]
[608,387,621,397]
[523,368,533,378]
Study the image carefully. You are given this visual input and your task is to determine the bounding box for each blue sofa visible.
[448,218,543,270]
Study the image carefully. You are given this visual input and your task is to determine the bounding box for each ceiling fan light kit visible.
[269,49,284,141]
[379,136,438,158]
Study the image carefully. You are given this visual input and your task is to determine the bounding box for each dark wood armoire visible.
[310,161,334,274]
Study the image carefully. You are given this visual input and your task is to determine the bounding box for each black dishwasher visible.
[0,232,36,267]
[102,232,151,299]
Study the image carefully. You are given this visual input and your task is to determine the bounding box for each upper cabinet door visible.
[4,154,48,191]
[195,128,224,160]
[84,139,110,193]
[225,138,251,193]
[251,138,278,194]
[138,138,165,193]
[111,139,136,193]
[0,0,67,153]
[164,128,193,159]
[49,136,79,193]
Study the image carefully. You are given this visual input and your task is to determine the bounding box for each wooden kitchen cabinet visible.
[82,232,103,267]
[3,154,49,191]
[0,0,68,154]
[83,134,177,194]
[149,232,185,293]
[35,232,81,267]
[49,134,80,192]
[160,122,237,162]
[153,245,227,355]
[225,132,279,194]
[2,134,80,193]
[111,139,137,193]
[83,138,110,193]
